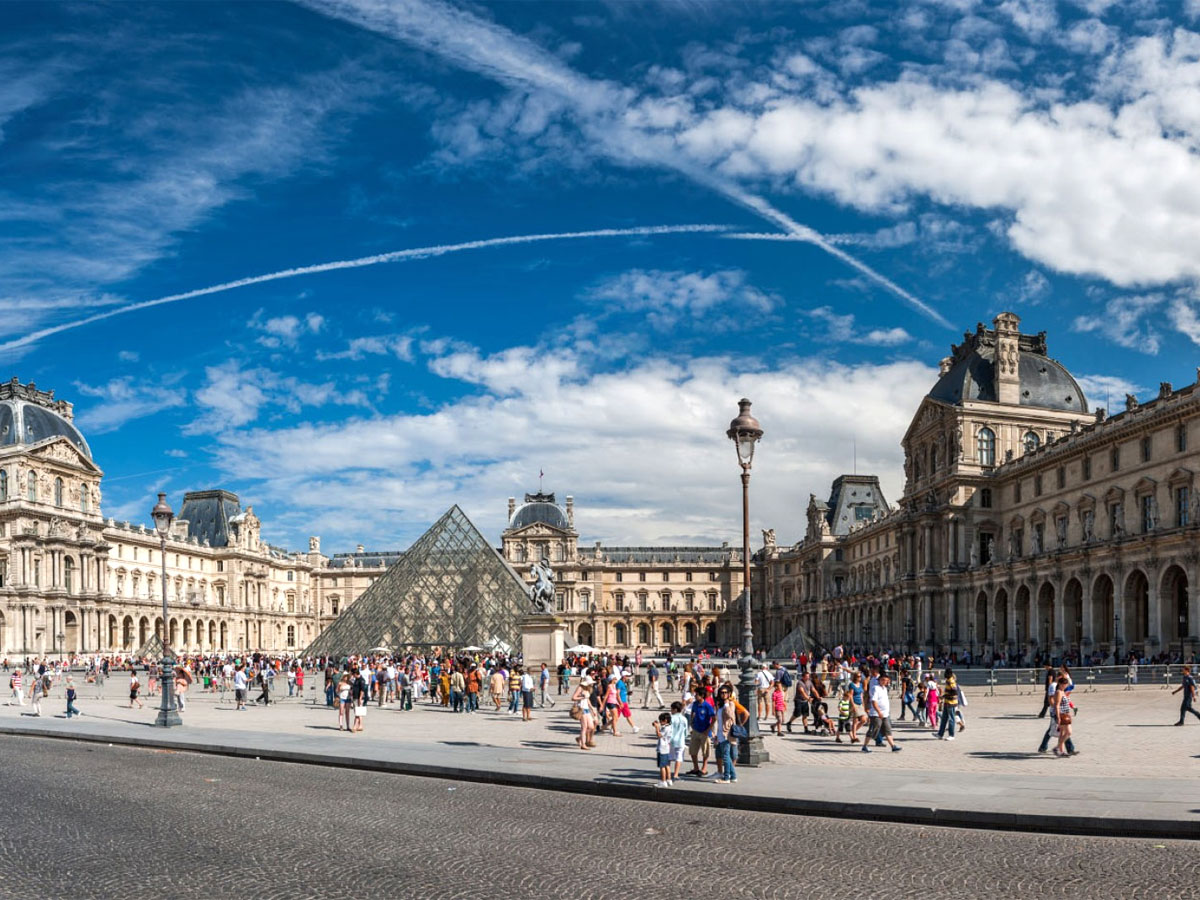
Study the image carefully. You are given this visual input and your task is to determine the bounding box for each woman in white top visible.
[572,674,596,750]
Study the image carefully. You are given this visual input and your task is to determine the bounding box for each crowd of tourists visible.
[8,645,1200,782]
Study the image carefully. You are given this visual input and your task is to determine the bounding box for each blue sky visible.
[4,0,1200,551]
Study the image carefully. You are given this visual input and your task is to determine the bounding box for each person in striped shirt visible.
[8,669,24,706]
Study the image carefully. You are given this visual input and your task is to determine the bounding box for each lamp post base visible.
[155,656,182,728]
[735,655,770,767]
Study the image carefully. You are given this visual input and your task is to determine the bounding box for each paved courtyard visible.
[7,678,1196,782]
[1,735,1197,900]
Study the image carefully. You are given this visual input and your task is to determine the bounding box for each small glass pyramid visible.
[766,622,819,660]
[305,505,530,657]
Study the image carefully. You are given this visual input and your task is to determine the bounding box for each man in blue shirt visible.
[687,694,715,777]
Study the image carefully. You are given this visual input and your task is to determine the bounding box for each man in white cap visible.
[755,663,773,721]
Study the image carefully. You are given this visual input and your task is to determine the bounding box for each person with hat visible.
[65,676,81,718]
[572,674,597,750]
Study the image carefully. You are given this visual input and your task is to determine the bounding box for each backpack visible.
[778,668,793,688]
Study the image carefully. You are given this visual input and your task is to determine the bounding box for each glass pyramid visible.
[766,622,820,660]
[304,505,531,657]
[133,633,165,659]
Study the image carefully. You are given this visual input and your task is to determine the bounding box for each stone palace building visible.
[758,312,1200,663]
[3,310,1196,660]
[0,377,398,658]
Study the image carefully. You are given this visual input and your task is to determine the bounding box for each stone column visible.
[1189,558,1200,647]
[1147,574,1162,650]
[1052,579,1066,652]
[1080,574,1094,650]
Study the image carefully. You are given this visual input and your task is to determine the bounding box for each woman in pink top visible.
[925,678,940,731]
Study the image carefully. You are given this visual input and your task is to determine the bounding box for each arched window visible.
[53,477,64,506]
[977,428,996,467]
[1023,431,1040,455]
[614,623,627,645]
[26,470,36,501]
[80,487,88,513]
[637,623,650,644]
[0,469,7,501]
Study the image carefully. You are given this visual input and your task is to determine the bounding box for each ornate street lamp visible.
[1114,612,1121,664]
[727,398,767,766]
[152,493,181,727]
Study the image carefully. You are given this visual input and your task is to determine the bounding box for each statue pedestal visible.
[521,615,567,671]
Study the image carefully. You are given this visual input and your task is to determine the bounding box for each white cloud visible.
[1014,269,1051,305]
[316,334,415,362]
[248,309,326,348]
[1074,374,1146,410]
[1072,293,1164,353]
[588,268,777,330]
[73,377,187,434]
[805,307,913,346]
[204,344,936,547]
[185,361,370,434]
[1168,296,1200,347]
[117,350,140,363]
[1,64,377,338]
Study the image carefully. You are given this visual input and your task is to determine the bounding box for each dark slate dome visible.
[509,492,570,531]
[929,326,1088,413]
[0,395,91,459]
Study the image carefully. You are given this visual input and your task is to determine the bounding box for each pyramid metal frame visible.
[304,505,531,657]
[766,622,820,660]
[133,633,165,659]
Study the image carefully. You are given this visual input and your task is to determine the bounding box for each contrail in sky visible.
[0,225,728,354]
[294,0,950,329]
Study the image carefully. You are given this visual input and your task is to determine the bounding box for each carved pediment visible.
[508,522,569,538]
[1167,467,1194,485]
[28,437,101,474]
[1104,485,1125,503]
[1133,475,1158,494]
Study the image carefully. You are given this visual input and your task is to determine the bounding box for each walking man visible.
[862,672,901,753]
[642,660,665,709]
[1173,665,1200,725]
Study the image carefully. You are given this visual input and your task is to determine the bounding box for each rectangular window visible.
[217,560,224,573]
[615,594,624,612]
[638,572,646,582]
[1034,474,1043,497]
[1014,528,1024,557]
[1142,494,1155,533]
[615,572,623,582]
[662,571,669,582]
[1082,456,1092,481]
[979,533,993,564]
[685,571,693,582]
[1178,424,1188,453]
[1141,436,1152,463]
[710,571,719,581]
[834,549,844,562]
[638,594,648,612]
[708,593,717,611]
[1057,467,1065,490]
[1178,486,1190,527]
[1033,522,1044,553]
[1111,445,1120,471]
[1014,481,1022,503]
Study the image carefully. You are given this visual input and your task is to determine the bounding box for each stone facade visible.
[501,492,742,651]
[758,313,1200,663]
[0,379,392,657]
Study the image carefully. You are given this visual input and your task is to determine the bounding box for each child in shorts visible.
[668,701,689,782]
[836,688,852,744]
[653,711,673,787]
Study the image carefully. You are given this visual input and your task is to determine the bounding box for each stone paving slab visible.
[3,692,1198,838]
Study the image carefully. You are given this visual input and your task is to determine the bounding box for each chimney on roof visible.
[992,311,1021,405]
[508,497,516,521]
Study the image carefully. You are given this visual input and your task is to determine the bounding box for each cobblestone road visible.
[1,736,1195,900]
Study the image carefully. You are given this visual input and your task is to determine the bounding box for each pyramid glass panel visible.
[766,623,819,660]
[304,505,531,657]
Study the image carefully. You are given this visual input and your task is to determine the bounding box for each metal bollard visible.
[1163,666,1172,690]
[1085,668,1097,692]
[987,669,997,697]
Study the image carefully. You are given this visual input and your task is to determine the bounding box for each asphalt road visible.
[1,736,1195,900]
